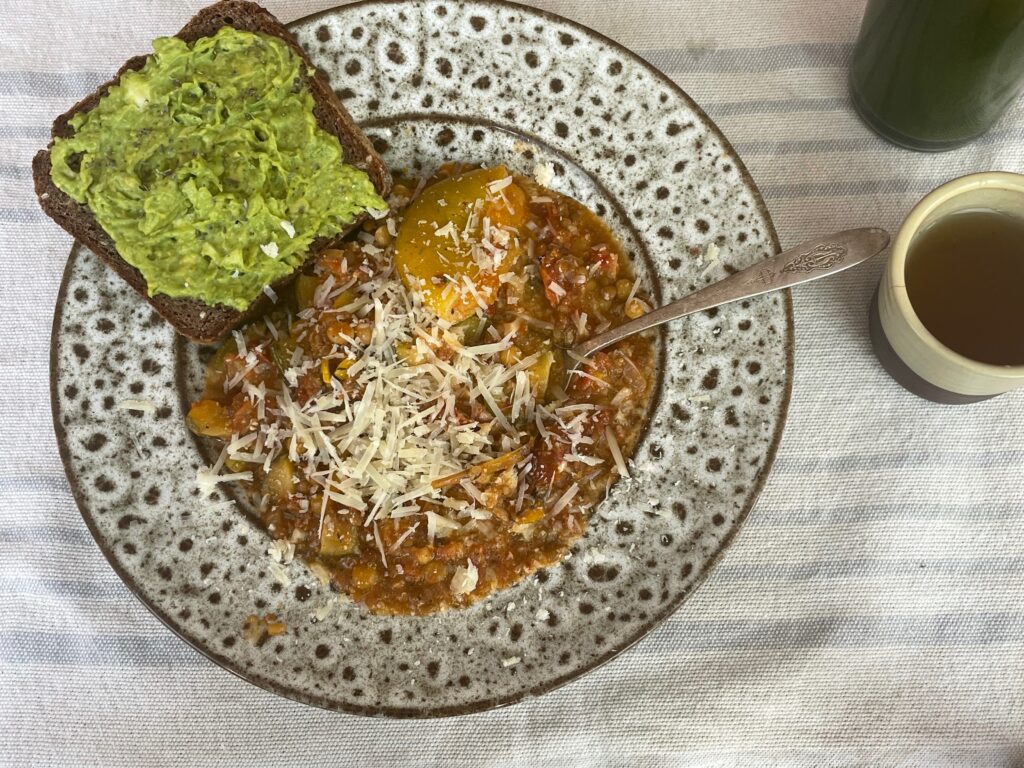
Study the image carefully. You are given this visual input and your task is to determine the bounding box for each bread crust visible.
[33,0,391,343]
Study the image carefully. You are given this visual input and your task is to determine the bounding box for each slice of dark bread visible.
[33,0,391,344]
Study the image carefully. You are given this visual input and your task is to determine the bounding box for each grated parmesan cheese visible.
[606,427,630,479]
[268,561,291,586]
[625,276,642,306]
[116,398,155,413]
[486,176,514,194]
[533,162,555,187]
[267,539,295,565]
[426,510,460,542]
[312,601,334,623]
[450,560,478,595]
[550,483,580,516]
[196,468,252,497]
[699,244,721,280]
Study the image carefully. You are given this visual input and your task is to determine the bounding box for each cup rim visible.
[888,170,1024,378]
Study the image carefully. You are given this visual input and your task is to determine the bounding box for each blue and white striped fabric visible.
[2,1,1023,765]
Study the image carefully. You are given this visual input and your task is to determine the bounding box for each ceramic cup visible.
[869,171,1024,404]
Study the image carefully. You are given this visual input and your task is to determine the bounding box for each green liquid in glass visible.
[850,0,1024,151]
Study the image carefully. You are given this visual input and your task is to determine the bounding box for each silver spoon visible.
[572,227,890,359]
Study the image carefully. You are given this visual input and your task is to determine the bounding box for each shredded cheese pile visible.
[193,172,641,596]
[198,257,604,550]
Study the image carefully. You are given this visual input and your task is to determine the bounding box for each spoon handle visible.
[572,227,890,359]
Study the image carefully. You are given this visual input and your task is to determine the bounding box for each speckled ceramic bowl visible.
[50,0,792,716]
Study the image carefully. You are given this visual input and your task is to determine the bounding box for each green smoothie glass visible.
[850,0,1024,152]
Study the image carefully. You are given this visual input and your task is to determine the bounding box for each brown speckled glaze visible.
[50,0,793,717]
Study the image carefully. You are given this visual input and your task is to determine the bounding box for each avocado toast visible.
[33,0,392,343]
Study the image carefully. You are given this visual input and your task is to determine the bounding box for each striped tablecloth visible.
[3,1,1023,765]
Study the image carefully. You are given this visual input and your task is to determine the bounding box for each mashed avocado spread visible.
[49,27,385,310]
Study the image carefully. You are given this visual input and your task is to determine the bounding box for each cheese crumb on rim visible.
[268,561,291,586]
[533,161,555,187]
[267,539,295,565]
[699,243,721,280]
[116,398,156,413]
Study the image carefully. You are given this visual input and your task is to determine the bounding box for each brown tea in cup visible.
[904,209,1024,366]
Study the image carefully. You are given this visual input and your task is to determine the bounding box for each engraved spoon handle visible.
[572,227,890,359]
